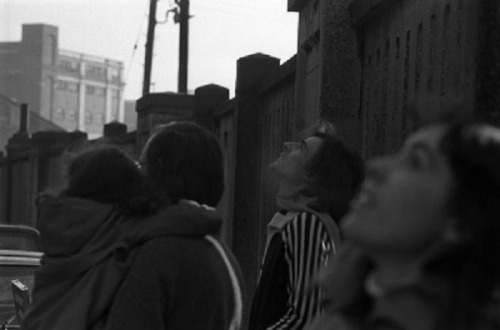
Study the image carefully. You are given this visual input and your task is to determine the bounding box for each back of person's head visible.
[65,146,157,215]
[304,132,364,221]
[141,121,224,207]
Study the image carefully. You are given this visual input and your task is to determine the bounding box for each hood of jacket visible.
[119,199,223,248]
[35,197,223,282]
[38,196,118,257]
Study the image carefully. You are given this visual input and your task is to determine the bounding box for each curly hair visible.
[303,132,364,222]
[437,120,500,327]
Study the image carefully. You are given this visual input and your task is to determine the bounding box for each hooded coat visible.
[105,198,243,330]
[22,197,242,330]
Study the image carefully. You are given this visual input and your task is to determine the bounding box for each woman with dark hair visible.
[308,117,500,329]
[64,147,155,213]
[140,121,225,207]
[249,127,364,330]
[105,121,243,330]
[23,146,160,330]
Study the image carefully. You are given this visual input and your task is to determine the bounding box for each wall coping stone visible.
[136,92,195,114]
[288,0,309,12]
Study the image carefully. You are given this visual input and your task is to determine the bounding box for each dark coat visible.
[23,197,242,330]
[306,245,500,330]
[105,200,244,330]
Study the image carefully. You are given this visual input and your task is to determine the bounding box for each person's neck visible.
[370,255,424,292]
[276,180,306,201]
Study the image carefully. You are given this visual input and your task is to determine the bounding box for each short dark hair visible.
[304,132,364,221]
[142,121,224,207]
[65,146,157,215]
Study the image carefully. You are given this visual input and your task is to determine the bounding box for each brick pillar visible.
[31,131,88,227]
[104,121,127,138]
[194,84,229,132]
[135,93,195,155]
[6,133,33,225]
[0,152,7,223]
[233,53,280,325]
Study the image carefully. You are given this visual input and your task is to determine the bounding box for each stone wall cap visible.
[195,84,229,93]
[237,53,279,62]
[256,55,296,94]
[288,0,308,12]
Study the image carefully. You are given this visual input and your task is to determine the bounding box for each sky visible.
[1,0,298,100]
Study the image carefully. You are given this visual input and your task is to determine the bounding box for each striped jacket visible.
[249,210,339,330]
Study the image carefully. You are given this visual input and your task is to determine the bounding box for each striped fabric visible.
[268,212,332,330]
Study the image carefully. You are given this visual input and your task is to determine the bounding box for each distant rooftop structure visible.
[0,23,126,144]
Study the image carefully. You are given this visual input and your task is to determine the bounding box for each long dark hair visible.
[304,132,364,221]
[436,119,500,327]
[65,146,158,215]
[142,121,224,207]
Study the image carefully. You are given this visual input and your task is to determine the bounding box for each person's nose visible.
[365,155,393,182]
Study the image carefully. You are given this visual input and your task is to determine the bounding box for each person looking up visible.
[310,115,500,329]
[249,126,364,330]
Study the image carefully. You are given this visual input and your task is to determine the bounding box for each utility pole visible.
[177,0,189,93]
[143,0,158,96]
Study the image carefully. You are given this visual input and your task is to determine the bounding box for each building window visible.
[95,87,105,96]
[56,80,78,91]
[68,82,78,91]
[67,110,76,122]
[111,89,120,99]
[108,67,120,81]
[86,65,106,78]
[59,59,79,72]
[95,113,104,124]
[54,108,65,120]
[86,85,105,96]
[85,112,93,124]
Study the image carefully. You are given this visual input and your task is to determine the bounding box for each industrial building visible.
[0,23,125,142]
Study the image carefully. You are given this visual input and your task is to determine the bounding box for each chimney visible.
[19,103,29,134]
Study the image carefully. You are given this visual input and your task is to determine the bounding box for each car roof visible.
[0,224,41,252]
[0,224,40,236]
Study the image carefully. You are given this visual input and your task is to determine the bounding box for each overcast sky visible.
[1,0,298,100]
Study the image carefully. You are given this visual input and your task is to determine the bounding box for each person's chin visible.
[270,160,281,172]
[341,211,369,239]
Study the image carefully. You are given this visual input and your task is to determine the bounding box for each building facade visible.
[0,24,125,140]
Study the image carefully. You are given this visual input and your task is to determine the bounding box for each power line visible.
[192,4,283,21]
[198,0,286,14]
[123,1,150,95]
